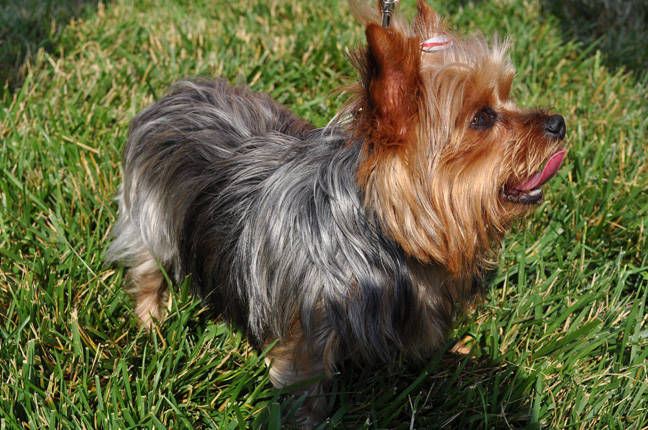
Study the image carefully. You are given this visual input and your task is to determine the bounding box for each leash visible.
[379,0,454,53]
[380,0,399,28]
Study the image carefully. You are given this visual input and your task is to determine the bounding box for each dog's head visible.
[341,0,566,274]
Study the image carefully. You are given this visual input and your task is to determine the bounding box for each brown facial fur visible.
[345,0,565,275]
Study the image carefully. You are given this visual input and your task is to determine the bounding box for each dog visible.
[107,0,566,426]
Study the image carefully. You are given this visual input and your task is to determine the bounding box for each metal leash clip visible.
[380,0,399,29]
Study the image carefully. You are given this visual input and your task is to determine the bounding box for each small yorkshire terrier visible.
[108,0,566,427]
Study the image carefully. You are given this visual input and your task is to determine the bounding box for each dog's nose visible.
[544,115,566,140]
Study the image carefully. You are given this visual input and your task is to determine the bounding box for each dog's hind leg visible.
[265,323,337,429]
[128,250,169,329]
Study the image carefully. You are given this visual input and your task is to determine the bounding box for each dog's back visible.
[107,80,315,323]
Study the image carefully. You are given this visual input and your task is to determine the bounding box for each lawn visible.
[1,0,647,428]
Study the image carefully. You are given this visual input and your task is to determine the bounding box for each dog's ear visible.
[413,0,446,36]
[361,23,422,144]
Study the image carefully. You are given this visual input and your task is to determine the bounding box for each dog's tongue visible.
[515,149,566,191]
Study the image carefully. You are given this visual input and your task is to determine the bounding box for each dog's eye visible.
[470,108,497,130]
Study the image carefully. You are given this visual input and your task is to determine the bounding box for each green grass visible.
[1,0,647,428]
[540,0,648,76]
[0,0,103,90]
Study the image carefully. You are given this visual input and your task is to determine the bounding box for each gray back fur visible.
[108,80,456,361]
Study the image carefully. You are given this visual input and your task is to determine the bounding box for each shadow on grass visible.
[340,353,535,429]
[541,0,647,77]
[257,340,537,429]
[443,0,646,78]
[0,0,105,90]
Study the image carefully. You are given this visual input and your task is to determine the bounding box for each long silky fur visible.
[107,79,458,363]
[108,0,566,426]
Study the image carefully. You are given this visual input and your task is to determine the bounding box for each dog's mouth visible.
[501,148,566,204]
